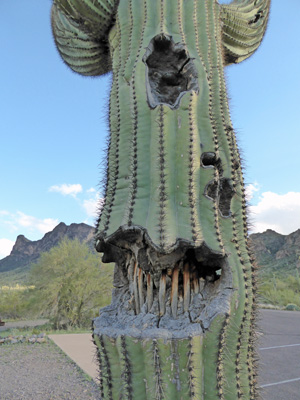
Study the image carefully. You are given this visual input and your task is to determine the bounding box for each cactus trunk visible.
[52,0,270,398]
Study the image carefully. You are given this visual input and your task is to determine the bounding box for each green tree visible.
[29,238,113,329]
[0,288,25,320]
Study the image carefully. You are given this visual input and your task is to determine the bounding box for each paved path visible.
[49,310,300,399]
[48,334,99,381]
[258,309,300,400]
[0,319,49,332]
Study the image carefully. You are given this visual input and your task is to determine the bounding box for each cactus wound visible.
[95,233,232,338]
[143,34,199,109]
[201,152,223,175]
[203,153,234,217]
[205,178,234,218]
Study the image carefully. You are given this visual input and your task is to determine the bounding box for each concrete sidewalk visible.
[0,319,49,332]
[48,333,98,381]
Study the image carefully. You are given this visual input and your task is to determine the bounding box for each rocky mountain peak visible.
[250,228,300,276]
[0,222,95,274]
[11,235,37,257]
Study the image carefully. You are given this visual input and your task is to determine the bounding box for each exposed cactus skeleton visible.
[51,0,270,398]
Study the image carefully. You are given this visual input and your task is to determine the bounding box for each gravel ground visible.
[0,341,101,400]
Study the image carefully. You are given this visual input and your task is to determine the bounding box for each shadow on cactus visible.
[51,0,271,398]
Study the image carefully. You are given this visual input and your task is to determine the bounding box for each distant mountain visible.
[0,222,95,274]
[250,229,300,277]
[1,223,299,280]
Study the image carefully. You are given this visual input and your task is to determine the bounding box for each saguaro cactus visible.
[52,0,270,398]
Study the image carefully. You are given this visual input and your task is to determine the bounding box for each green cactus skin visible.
[52,0,270,399]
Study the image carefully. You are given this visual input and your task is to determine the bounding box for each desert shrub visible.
[285,304,300,311]
[28,238,113,329]
[259,272,300,309]
[0,285,34,320]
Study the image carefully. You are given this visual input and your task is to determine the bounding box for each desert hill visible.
[1,223,299,282]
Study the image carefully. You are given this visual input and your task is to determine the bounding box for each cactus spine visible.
[52,0,270,399]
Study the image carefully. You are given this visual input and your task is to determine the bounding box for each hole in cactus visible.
[185,249,222,284]
[205,180,218,200]
[143,34,199,109]
[224,51,238,65]
[205,178,234,217]
[219,178,234,217]
[201,152,216,167]
[201,152,223,175]
[249,11,262,25]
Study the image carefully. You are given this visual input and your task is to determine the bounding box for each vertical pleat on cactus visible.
[51,0,271,399]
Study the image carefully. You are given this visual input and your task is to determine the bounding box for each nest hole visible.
[143,34,199,109]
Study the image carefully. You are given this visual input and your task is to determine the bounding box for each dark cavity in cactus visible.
[51,0,271,398]
[143,34,199,109]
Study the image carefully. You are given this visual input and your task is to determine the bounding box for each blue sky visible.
[1,0,300,258]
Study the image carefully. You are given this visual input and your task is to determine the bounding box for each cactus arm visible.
[51,0,118,75]
[220,0,271,65]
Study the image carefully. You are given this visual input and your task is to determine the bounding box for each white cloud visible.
[0,239,14,259]
[15,212,59,234]
[83,198,98,218]
[0,213,59,259]
[245,182,260,201]
[83,195,104,218]
[0,210,10,216]
[87,187,96,193]
[249,191,300,235]
[49,183,83,197]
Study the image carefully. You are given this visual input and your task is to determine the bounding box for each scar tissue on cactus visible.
[51,0,270,399]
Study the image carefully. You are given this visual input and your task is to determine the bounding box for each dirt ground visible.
[0,341,101,400]
[0,319,49,332]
